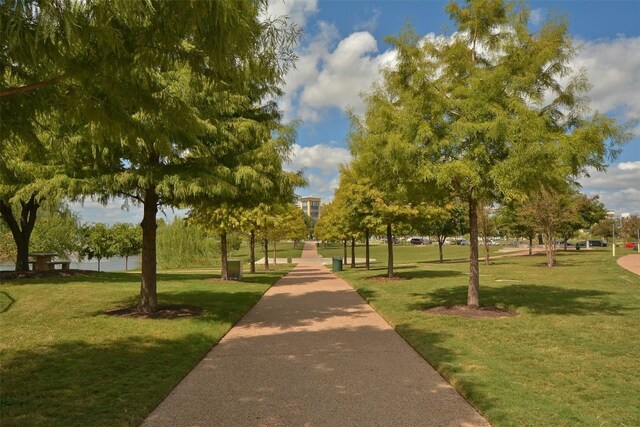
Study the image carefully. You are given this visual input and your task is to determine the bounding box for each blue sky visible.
[75,0,640,224]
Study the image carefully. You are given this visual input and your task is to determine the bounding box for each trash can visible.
[227,260,242,280]
[332,257,343,272]
[287,257,292,264]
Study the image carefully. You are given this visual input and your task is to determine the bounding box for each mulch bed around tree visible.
[424,305,517,318]
[0,269,96,281]
[104,305,206,319]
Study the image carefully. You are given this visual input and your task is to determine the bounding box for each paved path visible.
[617,254,640,276]
[143,242,489,426]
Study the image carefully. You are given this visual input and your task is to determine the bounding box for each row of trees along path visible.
[1,1,305,313]
[315,0,631,309]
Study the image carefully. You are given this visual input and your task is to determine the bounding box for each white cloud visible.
[573,37,640,127]
[304,173,340,198]
[265,0,318,28]
[619,161,640,171]
[579,162,640,214]
[529,8,545,26]
[354,8,381,32]
[299,31,385,115]
[287,143,351,172]
[281,26,396,121]
[286,143,349,201]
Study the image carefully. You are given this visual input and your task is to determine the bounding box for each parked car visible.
[625,242,638,249]
[576,240,608,247]
[455,239,469,245]
[409,237,424,245]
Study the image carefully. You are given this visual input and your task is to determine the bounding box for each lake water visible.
[0,256,140,272]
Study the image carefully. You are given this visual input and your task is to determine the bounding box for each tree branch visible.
[0,76,66,97]
[119,192,144,203]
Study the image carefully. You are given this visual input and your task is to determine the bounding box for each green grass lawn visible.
[0,267,291,426]
[334,246,640,426]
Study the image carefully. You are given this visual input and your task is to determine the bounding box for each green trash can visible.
[332,257,343,272]
[227,260,242,280]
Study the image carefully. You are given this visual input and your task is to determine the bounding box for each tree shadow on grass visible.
[394,324,499,415]
[1,270,290,287]
[99,289,267,324]
[394,269,464,280]
[1,334,216,426]
[410,284,631,316]
[357,266,463,281]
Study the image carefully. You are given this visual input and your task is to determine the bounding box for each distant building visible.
[621,212,630,219]
[298,196,321,221]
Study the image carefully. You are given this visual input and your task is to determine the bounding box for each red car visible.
[625,242,638,249]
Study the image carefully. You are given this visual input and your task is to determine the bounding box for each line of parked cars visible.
[575,240,608,247]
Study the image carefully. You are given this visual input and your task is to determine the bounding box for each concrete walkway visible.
[142,242,489,426]
[617,254,640,275]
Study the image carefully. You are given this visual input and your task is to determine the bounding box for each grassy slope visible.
[0,267,291,426]
[333,246,640,426]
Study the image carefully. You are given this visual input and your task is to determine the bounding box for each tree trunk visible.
[528,235,533,256]
[273,241,277,265]
[350,236,356,268]
[386,223,394,278]
[343,239,347,264]
[263,239,269,270]
[538,233,544,245]
[544,229,555,268]
[467,195,480,308]
[438,239,444,263]
[0,195,40,272]
[483,236,490,266]
[249,230,256,273]
[220,231,228,280]
[97,257,101,272]
[365,228,370,270]
[138,186,158,313]
[125,255,129,271]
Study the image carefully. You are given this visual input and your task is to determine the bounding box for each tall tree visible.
[110,223,142,271]
[557,194,606,250]
[78,223,115,272]
[0,116,70,271]
[67,2,297,312]
[620,215,640,245]
[495,203,536,255]
[189,205,242,280]
[333,166,381,270]
[418,203,468,263]
[382,0,630,306]
[348,96,419,278]
[518,186,574,267]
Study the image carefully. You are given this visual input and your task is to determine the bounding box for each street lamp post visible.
[607,211,616,257]
[612,219,615,257]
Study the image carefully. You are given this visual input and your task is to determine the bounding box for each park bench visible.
[46,261,71,271]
